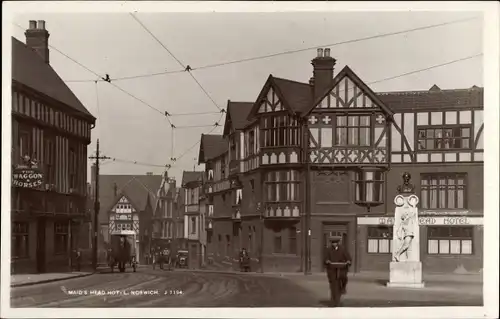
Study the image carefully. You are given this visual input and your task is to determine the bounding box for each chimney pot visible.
[37,20,46,30]
[317,48,324,57]
[324,48,331,57]
[25,19,50,64]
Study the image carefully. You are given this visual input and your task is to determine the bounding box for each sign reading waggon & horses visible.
[12,154,44,188]
[12,168,44,188]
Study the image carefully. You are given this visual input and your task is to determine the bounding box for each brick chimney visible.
[311,48,336,99]
[168,178,176,190]
[25,20,50,64]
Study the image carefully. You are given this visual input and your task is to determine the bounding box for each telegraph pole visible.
[88,139,110,271]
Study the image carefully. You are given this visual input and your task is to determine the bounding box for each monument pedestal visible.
[387,261,425,288]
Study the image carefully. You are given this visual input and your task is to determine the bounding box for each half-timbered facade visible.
[182,171,204,268]
[357,86,484,273]
[151,172,177,252]
[11,21,96,274]
[197,48,483,274]
[94,172,161,264]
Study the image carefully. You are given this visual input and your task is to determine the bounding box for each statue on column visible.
[392,173,419,262]
[387,172,424,288]
[393,203,417,262]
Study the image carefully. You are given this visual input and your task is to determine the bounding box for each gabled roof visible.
[12,37,95,121]
[303,66,394,118]
[182,171,203,187]
[223,100,254,135]
[198,134,227,164]
[377,86,484,110]
[99,174,163,224]
[271,77,313,115]
[247,75,295,120]
[247,75,315,120]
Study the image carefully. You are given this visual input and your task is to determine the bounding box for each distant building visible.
[11,20,96,274]
[90,169,162,264]
[174,187,187,251]
[198,48,483,274]
[151,172,177,253]
[181,171,204,269]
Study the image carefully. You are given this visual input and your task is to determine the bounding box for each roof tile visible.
[12,37,95,120]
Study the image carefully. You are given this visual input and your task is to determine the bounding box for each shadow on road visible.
[318,298,482,308]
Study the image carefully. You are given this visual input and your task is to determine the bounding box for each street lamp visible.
[353,168,385,213]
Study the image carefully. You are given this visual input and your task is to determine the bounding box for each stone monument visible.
[387,172,425,288]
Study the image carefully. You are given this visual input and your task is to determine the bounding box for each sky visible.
[11,10,483,182]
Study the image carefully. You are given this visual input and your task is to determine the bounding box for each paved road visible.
[10,268,483,308]
[10,268,319,307]
[290,275,483,308]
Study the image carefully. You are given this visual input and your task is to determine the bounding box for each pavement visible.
[10,264,127,287]
[9,266,483,308]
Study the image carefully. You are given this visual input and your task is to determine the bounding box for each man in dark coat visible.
[324,238,352,307]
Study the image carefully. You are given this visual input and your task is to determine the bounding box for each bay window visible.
[265,170,300,202]
[262,115,300,147]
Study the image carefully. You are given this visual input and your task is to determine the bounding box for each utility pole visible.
[88,139,111,271]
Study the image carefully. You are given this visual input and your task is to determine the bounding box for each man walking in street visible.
[324,238,352,307]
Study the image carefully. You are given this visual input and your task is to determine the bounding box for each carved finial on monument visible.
[397,172,415,194]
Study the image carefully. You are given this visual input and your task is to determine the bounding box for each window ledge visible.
[269,253,300,258]
[11,256,31,261]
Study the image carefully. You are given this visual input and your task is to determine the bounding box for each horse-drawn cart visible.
[109,235,137,273]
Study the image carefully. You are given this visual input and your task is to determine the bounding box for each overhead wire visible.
[12,22,179,127]
[105,112,224,170]
[58,16,479,83]
[12,19,482,170]
[95,52,482,169]
[130,12,223,112]
[14,21,225,167]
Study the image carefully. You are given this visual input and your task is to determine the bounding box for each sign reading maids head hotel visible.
[358,213,483,226]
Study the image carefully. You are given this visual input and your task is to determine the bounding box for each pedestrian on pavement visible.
[324,238,352,307]
[239,248,251,272]
[75,249,82,271]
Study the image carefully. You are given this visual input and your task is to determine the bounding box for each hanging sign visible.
[12,168,44,188]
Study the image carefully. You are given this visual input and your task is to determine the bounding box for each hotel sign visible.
[12,168,44,188]
[358,216,483,226]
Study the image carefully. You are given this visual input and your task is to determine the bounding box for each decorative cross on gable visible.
[376,114,386,125]
[322,116,332,124]
[309,116,318,125]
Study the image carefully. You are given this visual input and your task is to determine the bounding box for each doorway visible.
[321,223,349,272]
[36,218,46,273]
